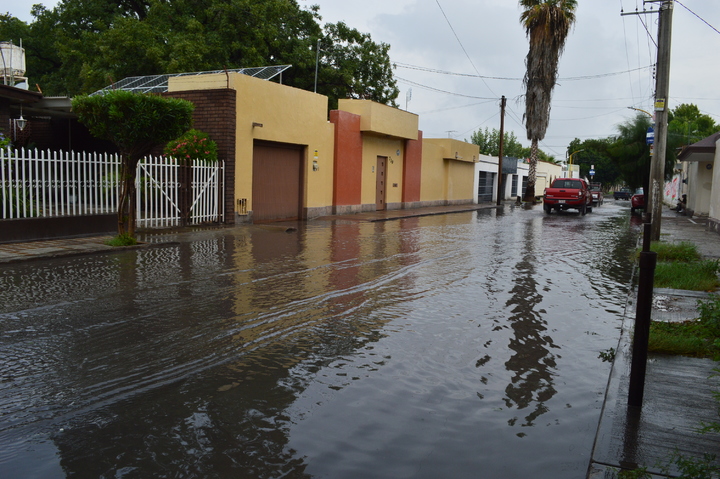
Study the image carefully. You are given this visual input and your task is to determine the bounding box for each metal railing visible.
[1,148,224,227]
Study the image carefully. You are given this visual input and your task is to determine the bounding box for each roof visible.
[91,65,292,95]
[677,131,720,162]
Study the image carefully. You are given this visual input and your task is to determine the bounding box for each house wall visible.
[686,160,713,216]
[168,72,335,223]
[163,88,237,224]
[333,99,422,212]
[421,138,478,206]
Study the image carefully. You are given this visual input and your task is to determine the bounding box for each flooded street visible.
[0,202,640,478]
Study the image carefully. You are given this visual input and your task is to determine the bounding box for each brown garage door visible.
[252,141,304,222]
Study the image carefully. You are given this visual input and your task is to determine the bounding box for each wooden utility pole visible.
[649,0,674,240]
[496,95,506,206]
[621,1,673,241]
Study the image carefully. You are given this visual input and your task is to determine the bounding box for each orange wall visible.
[403,131,423,203]
[330,110,363,206]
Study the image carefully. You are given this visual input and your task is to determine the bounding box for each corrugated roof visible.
[91,65,292,95]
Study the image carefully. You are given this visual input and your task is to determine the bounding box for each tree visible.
[607,113,676,192]
[468,127,555,162]
[520,0,577,201]
[5,0,399,109]
[668,103,719,148]
[72,90,194,237]
[566,137,620,186]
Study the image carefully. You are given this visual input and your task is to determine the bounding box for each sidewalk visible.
[0,203,499,264]
[587,207,720,478]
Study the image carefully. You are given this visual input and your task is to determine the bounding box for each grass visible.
[643,241,720,359]
[651,241,702,262]
[654,260,720,291]
[104,233,138,247]
[649,296,720,360]
[640,241,720,291]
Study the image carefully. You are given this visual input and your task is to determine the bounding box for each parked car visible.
[613,188,632,200]
[631,188,644,214]
[590,183,604,206]
[543,178,593,215]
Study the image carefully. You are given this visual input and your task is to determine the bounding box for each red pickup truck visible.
[543,178,593,215]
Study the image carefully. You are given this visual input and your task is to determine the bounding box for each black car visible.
[613,188,632,200]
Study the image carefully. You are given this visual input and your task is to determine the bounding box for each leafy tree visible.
[668,103,719,148]
[3,0,399,109]
[566,137,620,186]
[520,0,577,201]
[607,113,676,192]
[72,90,194,237]
[468,127,555,162]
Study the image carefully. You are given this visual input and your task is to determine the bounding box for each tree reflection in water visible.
[503,217,559,429]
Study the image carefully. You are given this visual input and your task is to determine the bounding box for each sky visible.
[4,0,720,162]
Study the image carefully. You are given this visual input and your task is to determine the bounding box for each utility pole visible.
[621,1,673,240]
[496,95,507,206]
[649,0,673,240]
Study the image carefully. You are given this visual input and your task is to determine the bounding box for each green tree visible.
[566,137,619,186]
[520,0,577,201]
[5,0,399,109]
[668,103,719,148]
[607,114,676,192]
[72,90,194,237]
[469,127,525,157]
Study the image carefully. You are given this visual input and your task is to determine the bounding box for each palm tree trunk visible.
[523,139,538,202]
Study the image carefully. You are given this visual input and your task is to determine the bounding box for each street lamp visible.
[567,149,584,178]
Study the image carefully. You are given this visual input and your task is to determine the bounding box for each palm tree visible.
[520,0,577,202]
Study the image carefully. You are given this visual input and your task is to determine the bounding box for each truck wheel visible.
[631,207,635,214]
[544,205,552,214]
[580,204,587,216]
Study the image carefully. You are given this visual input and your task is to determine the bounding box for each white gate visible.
[1,149,224,228]
[136,156,225,228]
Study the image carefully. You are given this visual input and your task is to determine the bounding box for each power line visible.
[394,62,653,81]
[675,0,720,35]
[434,0,498,97]
[394,76,498,100]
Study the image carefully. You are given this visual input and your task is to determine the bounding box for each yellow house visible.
[166,71,480,223]
[169,72,335,223]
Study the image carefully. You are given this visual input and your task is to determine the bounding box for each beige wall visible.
[339,99,418,140]
[687,160,713,215]
[169,72,335,216]
[359,134,406,208]
[536,161,563,191]
[421,139,478,205]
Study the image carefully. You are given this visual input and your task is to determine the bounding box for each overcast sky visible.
[4,0,719,161]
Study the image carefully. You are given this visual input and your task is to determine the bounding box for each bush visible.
[164,129,218,164]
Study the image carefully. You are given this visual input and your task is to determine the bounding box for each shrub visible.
[164,129,218,164]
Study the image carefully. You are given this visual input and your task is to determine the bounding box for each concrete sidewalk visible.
[588,208,720,478]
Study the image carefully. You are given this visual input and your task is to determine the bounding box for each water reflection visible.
[503,216,558,429]
[0,205,640,478]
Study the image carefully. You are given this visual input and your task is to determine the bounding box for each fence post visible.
[179,162,191,226]
[628,222,656,407]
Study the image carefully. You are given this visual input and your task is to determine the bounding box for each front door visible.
[375,156,387,211]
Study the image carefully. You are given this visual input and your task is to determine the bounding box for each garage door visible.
[252,141,303,222]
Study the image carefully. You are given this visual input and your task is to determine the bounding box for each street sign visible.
[589,169,595,176]
[646,127,654,145]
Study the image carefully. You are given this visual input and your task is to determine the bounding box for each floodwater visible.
[0,202,640,478]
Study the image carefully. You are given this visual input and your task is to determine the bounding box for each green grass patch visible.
[649,296,720,359]
[653,260,720,291]
[105,233,138,247]
[650,241,702,262]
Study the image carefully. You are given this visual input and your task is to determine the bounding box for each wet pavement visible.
[588,208,720,478]
[0,201,718,478]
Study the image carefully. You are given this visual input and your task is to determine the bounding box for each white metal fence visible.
[1,148,224,227]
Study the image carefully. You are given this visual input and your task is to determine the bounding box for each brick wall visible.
[164,89,237,224]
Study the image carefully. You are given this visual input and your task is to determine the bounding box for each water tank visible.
[0,41,27,85]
